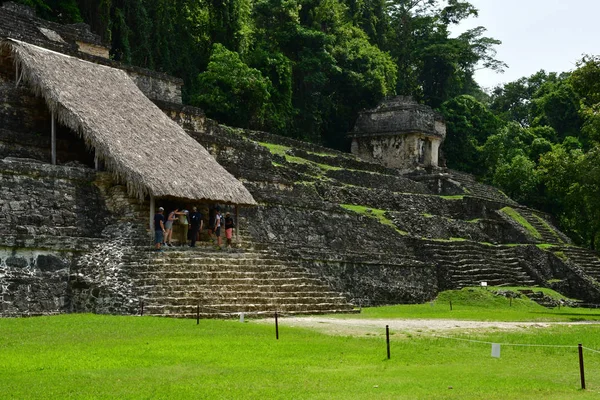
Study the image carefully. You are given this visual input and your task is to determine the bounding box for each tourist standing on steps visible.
[178,209,189,246]
[154,207,166,251]
[214,207,223,248]
[189,207,203,247]
[208,206,216,240]
[164,208,179,247]
[224,212,235,249]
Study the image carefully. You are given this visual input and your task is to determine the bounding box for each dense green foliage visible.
[8,0,502,148]
[439,60,600,250]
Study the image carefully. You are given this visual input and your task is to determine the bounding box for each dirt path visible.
[253,316,600,337]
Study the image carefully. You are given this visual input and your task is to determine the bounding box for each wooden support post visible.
[386,325,391,359]
[579,343,586,390]
[235,205,240,246]
[275,312,279,340]
[149,195,155,239]
[94,152,100,171]
[51,110,56,165]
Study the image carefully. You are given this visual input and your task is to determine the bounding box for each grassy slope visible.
[1,311,600,399]
[500,207,543,239]
[352,288,600,322]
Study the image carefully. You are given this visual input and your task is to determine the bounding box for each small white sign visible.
[481,282,488,287]
[239,312,245,323]
[491,343,501,358]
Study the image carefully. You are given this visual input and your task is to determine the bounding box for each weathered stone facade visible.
[349,96,446,171]
[2,5,600,318]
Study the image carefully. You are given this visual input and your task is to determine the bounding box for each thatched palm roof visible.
[2,38,256,205]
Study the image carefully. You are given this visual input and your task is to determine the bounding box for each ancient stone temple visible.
[349,96,446,171]
[2,2,600,318]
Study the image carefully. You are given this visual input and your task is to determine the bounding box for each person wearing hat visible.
[224,211,235,249]
[188,206,203,247]
[154,207,166,251]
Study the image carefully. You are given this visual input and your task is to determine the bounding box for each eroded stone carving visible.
[349,96,446,172]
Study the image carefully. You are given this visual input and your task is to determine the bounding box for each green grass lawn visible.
[349,287,600,322]
[2,311,600,399]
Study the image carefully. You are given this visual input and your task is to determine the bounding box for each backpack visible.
[220,215,225,227]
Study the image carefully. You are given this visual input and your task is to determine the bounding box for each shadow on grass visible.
[529,311,600,319]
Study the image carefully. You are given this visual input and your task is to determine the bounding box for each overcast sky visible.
[452,0,600,89]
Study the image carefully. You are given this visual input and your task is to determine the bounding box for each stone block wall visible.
[1,250,71,315]
[0,158,108,316]
[127,71,182,104]
[0,156,151,316]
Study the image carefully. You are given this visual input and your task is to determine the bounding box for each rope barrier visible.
[583,346,600,355]
[434,335,600,353]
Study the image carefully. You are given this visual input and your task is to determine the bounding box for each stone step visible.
[136,283,339,294]
[129,260,299,270]
[129,265,308,274]
[139,281,333,292]
[132,277,325,286]
[148,258,292,266]
[140,295,348,306]
[451,270,531,278]
[142,308,357,319]
[422,245,518,254]
[434,256,520,264]
[143,302,354,314]
[454,277,536,285]
[140,289,345,299]
[131,268,318,280]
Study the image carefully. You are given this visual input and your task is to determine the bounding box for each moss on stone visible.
[316,163,343,171]
[553,251,567,261]
[500,207,542,240]
[536,243,556,250]
[258,142,291,156]
[440,195,464,200]
[340,204,408,235]
[308,150,338,157]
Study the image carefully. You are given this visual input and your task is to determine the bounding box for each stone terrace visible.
[157,102,600,305]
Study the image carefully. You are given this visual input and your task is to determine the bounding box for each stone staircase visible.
[516,208,565,245]
[421,241,537,288]
[446,172,518,205]
[126,245,356,318]
[559,246,600,281]
[518,289,559,308]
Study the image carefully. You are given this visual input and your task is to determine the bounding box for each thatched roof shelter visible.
[1,38,256,205]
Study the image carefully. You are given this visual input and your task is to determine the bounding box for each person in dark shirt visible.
[154,207,166,251]
[224,212,235,249]
[188,206,203,247]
